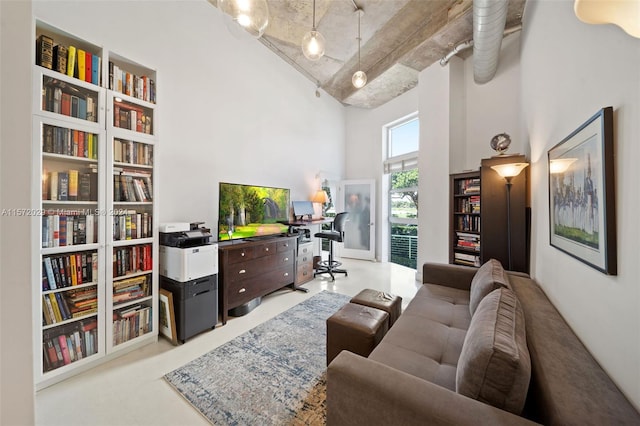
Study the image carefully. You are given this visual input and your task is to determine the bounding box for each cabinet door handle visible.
[265,247,269,252]
[239,288,246,293]
[284,272,289,277]
[241,252,245,257]
[239,269,246,274]
[284,257,289,262]
[303,257,308,262]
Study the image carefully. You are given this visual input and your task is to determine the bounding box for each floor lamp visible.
[490,162,528,270]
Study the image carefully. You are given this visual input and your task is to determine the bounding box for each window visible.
[384,115,418,269]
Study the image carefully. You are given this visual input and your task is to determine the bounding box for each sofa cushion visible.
[368,284,472,391]
[469,259,511,316]
[456,287,530,415]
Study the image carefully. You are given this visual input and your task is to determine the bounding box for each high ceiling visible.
[257,0,526,108]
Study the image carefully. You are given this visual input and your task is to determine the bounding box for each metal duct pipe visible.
[473,0,509,84]
[439,24,522,67]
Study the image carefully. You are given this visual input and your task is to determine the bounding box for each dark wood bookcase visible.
[450,171,482,267]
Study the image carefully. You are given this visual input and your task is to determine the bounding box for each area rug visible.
[164,290,350,425]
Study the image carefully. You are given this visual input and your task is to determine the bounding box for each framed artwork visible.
[159,288,178,345]
[548,106,616,275]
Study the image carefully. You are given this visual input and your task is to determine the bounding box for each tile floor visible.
[35,259,421,425]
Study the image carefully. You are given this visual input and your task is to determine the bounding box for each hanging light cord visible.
[357,9,361,68]
[312,0,317,30]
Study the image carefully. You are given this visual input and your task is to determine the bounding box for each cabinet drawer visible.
[277,238,295,252]
[298,251,313,266]
[298,242,313,257]
[227,266,295,306]
[226,246,255,264]
[296,263,313,284]
[255,242,277,258]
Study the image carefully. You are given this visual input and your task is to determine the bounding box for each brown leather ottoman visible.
[326,302,389,365]
[350,289,402,328]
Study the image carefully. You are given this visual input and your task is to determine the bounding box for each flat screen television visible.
[218,182,290,241]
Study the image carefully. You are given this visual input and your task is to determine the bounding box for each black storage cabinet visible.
[160,274,218,342]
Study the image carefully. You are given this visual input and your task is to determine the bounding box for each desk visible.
[284,217,334,227]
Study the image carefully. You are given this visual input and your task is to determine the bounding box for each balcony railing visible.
[390,233,417,269]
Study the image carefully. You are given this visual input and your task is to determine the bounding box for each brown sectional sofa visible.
[327,262,640,425]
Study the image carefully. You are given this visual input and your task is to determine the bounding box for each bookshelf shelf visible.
[33,19,158,388]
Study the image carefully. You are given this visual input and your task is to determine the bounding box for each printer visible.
[159,222,217,281]
[159,222,218,343]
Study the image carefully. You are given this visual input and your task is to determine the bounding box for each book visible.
[92,54,100,85]
[67,45,76,77]
[58,171,69,201]
[68,170,78,201]
[53,44,67,74]
[77,49,86,81]
[85,51,92,83]
[36,35,53,69]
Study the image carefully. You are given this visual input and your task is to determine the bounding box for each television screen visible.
[218,182,290,241]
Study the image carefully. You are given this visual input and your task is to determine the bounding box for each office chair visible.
[314,212,349,281]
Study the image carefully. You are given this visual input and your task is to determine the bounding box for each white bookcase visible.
[32,19,158,389]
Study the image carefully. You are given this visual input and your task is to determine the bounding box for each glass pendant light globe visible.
[352,70,367,88]
[302,30,326,61]
[217,0,270,39]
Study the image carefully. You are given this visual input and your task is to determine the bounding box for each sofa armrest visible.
[327,351,539,426]
[422,262,477,291]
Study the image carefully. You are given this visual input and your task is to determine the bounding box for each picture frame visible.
[548,106,616,275]
[159,288,178,345]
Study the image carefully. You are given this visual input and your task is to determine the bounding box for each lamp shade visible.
[491,162,529,178]
[352,70,367,88]
[311,190,329,204]
[574,0,640,38]
[549,158,577,174]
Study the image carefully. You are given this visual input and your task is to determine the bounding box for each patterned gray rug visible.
[164,290,350,425]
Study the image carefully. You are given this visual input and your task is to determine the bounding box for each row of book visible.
[457,178,480,195]
[113,138,153,166]
[109,62,156,104]
[42,286,98,326]
[455,215,481,233]
[36,35,101,86]
[455,195,480,214]
[113,305,152,346]
[42,251,97,290]
[455,231,480,252]
[113,275,150,305]
[42,213,97,248]
[42,319,98,373]
[113,244,153,278]
[43,124,98,160]
[454,252,481,267]
[114,172,153,202]
[113,103,153,134]
[42,80,98,122]
[113,210,153,241]
[43,169,97,202]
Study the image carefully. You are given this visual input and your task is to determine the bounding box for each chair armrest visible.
[422,262,477,291]
[327,351,539,426]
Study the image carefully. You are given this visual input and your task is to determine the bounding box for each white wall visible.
[521,0,640,409]
[1,1,36,424]
[344,89,418,261]
[32,0,346,232]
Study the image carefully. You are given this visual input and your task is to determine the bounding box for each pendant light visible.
[215,0,270,39]
[352,8,367,89]
[302,0,326,60]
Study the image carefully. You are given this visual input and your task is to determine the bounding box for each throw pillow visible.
[469,258,510,316]
[456,287,531,415]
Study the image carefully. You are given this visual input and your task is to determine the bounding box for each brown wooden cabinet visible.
[450,156,529,273]
[218,236,297,324]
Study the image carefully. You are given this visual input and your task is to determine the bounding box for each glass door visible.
[338,179,375,260]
